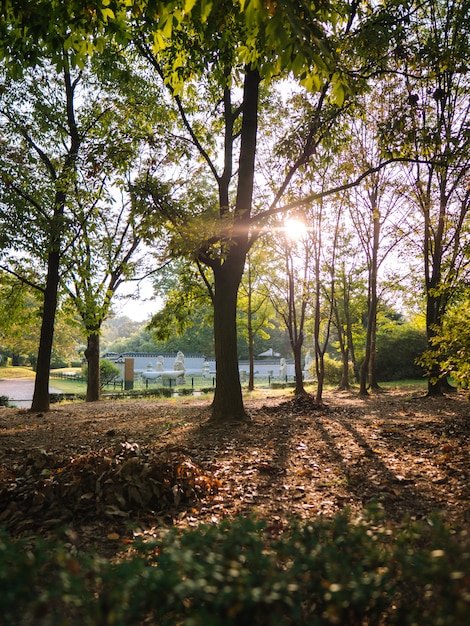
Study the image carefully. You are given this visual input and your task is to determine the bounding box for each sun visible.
[284,218,307,240]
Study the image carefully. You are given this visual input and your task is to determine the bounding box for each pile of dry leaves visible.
[0,387,469,551]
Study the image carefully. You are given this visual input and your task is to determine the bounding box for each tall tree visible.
[380,0,470,395]
[65,190,157,402]
[130,0,403,421]
[346,108,410,396]
[266,216,314,396]
[1,0,421,420]
[0,51,149,409]
[0,57,85,410]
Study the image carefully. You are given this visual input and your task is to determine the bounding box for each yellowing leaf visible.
[183,0,198,12]
[332,79,345,107]
[107,532,120,540]
[101,7,115,22]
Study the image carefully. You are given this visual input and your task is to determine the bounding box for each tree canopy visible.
[0,0,469,418]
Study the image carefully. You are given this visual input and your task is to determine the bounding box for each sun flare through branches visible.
[283,218,308,241]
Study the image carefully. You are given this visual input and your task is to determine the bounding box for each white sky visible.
[113,279,162,322]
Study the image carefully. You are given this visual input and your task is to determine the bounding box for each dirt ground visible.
[0,387,469,552]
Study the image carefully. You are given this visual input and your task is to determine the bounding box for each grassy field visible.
[0,366,36,379]
[1,365,428,398]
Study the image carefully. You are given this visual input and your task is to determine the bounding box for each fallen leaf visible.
[107,532,120,541]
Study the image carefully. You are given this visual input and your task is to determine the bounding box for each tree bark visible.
[85,331,101,402]
[247,307,255,392]
[359,203,380,396]
[292,338,305,396]
[315,353,325,404]
[211,258,249,422]
[209,68,260,422]
[246,261,255,392]
[343,283,359,384]
[31,249,60,412]
[334,301,350,390]
[368,309,381,390]
[31,63,79,412]
[423,182,445,397]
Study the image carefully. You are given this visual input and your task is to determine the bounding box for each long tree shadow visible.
[175,393,465,526]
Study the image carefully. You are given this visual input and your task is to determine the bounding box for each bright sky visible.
[113,280,162,322]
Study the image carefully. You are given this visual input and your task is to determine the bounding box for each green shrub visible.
[321,354,353,385]
[1,508,469,625]
[103,387,174,399]
[49,392,86,404]
[270,382,296,389]
[81,359,121,389]
[376,325,427,381]
[178,387,194,395]
[0,395,9,407]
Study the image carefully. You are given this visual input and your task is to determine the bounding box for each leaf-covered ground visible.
[0,387,469,553]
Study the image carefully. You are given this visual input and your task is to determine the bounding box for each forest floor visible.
[0,386,469,555]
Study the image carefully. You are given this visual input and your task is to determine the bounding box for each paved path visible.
[0,379,62,409]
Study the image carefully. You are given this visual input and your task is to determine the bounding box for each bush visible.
[103,387,174,399]
[1,508,469,625]
[270,382,296,389]
[49,393,86,404]
[82,359,120,389]
[0,395,9,407]
[321,354,355,385]
[376,325,427,381]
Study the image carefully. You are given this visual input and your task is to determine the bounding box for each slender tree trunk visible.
[286,253,306,396]
[359,291,378,396]
[247,263,255,392]
[31,250,60,412]
[336,310,350,390]
[247,322,255,391]
[31,64,79,412]
[344,289,359,383]
[369,311,380,390]
[315,354,325,404]
[333,295,350,390]
[339,347,350,389]
[359,203,380,397]
[292,338,305,395]
[424,191,445,396]
[85,331,101,402]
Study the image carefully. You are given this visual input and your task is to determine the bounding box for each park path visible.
[0,379,62,409]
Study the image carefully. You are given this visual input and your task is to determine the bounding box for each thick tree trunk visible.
[85,332,101,402]
[209,68,260,423]
[211,260,249,422]
[31,250,60,412]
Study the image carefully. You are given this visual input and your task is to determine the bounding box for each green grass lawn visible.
[49,377,87,394]
[1,365,429,398]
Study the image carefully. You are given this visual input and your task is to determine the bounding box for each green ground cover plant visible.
[1,508,469,625]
